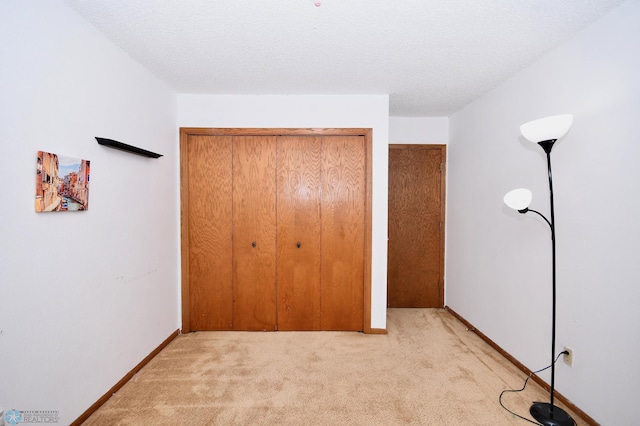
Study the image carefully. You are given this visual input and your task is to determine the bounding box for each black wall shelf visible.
[95,137,163,158]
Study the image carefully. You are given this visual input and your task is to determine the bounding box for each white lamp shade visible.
[504,188,532,210]
[519,114,573,143]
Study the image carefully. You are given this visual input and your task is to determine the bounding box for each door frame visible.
[387,144,446,307]
[180,127,373,333]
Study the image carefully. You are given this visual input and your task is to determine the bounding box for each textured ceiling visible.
[64,0,625,116]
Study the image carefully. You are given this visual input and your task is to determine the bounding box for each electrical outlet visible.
[563,347,574,367]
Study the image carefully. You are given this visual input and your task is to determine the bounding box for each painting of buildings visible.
[35,151,90,212]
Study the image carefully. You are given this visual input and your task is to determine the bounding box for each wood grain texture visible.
[178,128,369,137]
[180,128,372,333]
[387,145,445,308]
[276,136,323,330]
[187,136,234,330]
[321,136,365,331]
[179,130,191,332]
[232,136,278,331]
[362,129,373,334]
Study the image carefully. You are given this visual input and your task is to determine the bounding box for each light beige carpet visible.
[83,309,585,425]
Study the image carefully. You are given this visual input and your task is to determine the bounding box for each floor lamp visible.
[503,114,574,426]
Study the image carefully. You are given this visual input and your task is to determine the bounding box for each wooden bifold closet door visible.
[181,129,369,332]
[232,136,278,330]
[185,135,233,331]
[276,136,322,330]
[320,136,365,330]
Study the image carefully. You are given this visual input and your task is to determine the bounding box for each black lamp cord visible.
[499,351,577,425]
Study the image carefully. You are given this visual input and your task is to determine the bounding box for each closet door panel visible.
[187,135,233,330]
[277,136,322,330]
[321,136,365,331]
[232,136,277,330]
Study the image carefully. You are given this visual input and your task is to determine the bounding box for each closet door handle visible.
[296,242,301,248]
[251,241,256,248]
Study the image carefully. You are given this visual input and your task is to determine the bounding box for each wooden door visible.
[387,145,445,308]
[181,128,372,334]
[232,136,278,330]
[321,136,365,330]
[187,135,233,330]
[276,136,322,330]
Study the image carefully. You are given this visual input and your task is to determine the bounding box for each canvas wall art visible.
[35,151,90,212]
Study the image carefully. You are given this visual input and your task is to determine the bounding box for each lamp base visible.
[530,402,574,426]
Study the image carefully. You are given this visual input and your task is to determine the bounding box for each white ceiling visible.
[64,0,625,116]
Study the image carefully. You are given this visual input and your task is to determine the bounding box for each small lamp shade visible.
[520,114,573,143]
[504,188,532,211]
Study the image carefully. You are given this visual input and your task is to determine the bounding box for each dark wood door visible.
[387,145,445,308]
[276,136,322,330]
[187,135,233,330]
[321,136,365,330]
[232,136,278,330]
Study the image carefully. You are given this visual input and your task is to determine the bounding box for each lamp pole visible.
[504,114,575,426]
[526,141,573,426]
[528,139,566,425]
[546,142,558,414]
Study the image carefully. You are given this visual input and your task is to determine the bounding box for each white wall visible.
[446,1,640,424]
[0,1,179,424]
[178,94,389,329]
[389,116,449,144]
